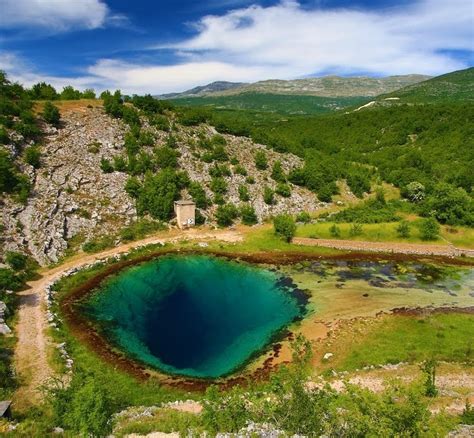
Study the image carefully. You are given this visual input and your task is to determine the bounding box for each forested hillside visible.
[176,69,474,226]
[172,93,369,115]
[379,67,474,103]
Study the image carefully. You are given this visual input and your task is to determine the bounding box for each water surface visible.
[84,255,303,378]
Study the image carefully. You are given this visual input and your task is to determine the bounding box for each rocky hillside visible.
[159,81,246,99]
[1,101,320,265]
[165,74,431,98]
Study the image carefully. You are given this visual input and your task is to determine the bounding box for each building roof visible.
[0,400,11,417]
[174,200,195,206]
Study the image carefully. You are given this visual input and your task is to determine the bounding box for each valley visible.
[1,67,473,436]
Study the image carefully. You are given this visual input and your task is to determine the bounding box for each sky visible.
[0,0,472,94]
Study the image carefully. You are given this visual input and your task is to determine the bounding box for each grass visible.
[319,313,474,372]
[296,220,474,248]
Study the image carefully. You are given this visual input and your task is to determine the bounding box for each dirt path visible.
[12,228,242,411]
[294,237,474,258]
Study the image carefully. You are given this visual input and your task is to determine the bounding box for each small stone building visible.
[174,200,196,229]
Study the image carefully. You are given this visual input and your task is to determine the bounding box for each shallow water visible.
[84,255,303,378]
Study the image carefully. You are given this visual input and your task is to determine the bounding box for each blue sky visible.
[0,0,472,94]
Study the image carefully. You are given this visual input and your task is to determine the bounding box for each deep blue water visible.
[83,255,303,378]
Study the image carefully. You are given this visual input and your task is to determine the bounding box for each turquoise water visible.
[83,255,303,378]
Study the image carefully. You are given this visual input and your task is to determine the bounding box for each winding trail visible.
[294,237,474,258]
[12,229,242,411]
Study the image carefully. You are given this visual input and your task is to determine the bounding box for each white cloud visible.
[168,0,472,77]
[1,0,472,94]
[0,0,110,31]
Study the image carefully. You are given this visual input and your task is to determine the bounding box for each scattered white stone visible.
[323,352,333,361]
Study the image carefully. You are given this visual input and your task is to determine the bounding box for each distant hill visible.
[171,92,370,115]
[159,81,246,99]
[165,74,430,99]
[376,67,474,103]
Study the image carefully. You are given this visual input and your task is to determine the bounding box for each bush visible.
[188,181,208,209]
[246,176,255,184]
[263,186,274,205]
[234,164,247,176]
[100,158,114,173]
[421,183,474,226]
[124,176,142,199]
[210,177,228,195]
[349,222,363,237]
[271,160,286,182]
[255,151,268,170]
[331,198,400,224]
[419,217,440,241]
[42,101,60,126]
[296,211,311,224]
[5,251,28,271]
[396,220,411,238]
[276,183,291,197]
[273,214,296,242]
[155,146,179,169]
[136,169,185,220]
[240,204,258,225]
[215,203,239,227]
[24,145,41,168]
[238,185,250,202]
[329,223,341,237]
[212,145,228,162]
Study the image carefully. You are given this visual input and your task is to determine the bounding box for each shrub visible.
[210,177,228,195]
[234,165,247,176]
[100,158,114,173]
[255,151,268,170]
[349,222,363,237]
[188,181,208,209]
[263,186,274,205]
[419,217,440,241]
[124,176,142,199]
[246,176,255,184]
[42,101,60,126]
[329,223,341,237]
[396,220,411,238]
[273,214,296,242]
[212,145,228,162]
[155,146,179,169]
[276,183,291,197]
[271,160,286,182]
[24,145,41,168]
[296,211,311,223]
[240,204,258,225]
[238,185,250,202]
[5,251,28,271]
[215,203,239,227]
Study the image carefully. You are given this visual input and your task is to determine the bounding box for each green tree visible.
[42,101,60,126]
[60,85,81,100]
[273,214,296,242]
[124,176,142,199]
[419,217,440,241]
[136,169,184,220]
[240,204,258,225]
[5,251,28,271]
[82,88,96,99]
[155,146,179,169]
[189,181,208,209]
[215,203,239,227]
